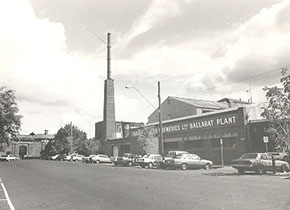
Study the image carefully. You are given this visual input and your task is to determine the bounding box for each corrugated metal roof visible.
[171,96,228,109]
[218,98,251,104]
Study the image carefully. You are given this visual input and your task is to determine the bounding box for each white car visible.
[0,155,19,161]
[64,155,73,161]
[91,154,112,164]
[50,154,60,160]
[136,154,163,168]
[72,154,85,161]
[83,155,95,163]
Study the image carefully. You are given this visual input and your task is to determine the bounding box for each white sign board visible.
[263,136,269,143]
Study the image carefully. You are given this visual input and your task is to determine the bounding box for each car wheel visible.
[281,164,287,173]
[96,160,100,164]
[148,162,153,169]
[128,162,133,167]
[181,163,188,170]
[238,169,244,174]
[256,166,265,175]
[205,163,211,170]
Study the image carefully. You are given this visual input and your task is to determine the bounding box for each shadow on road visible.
[203,171,290,178]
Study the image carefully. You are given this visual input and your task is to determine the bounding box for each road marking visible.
[0,178,15,210]
[0,199,7,201]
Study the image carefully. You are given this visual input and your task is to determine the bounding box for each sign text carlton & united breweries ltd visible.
[132,114,238,137]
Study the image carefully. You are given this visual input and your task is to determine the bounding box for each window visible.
[210,139,220,148]
[223,138,237,148]
[260,154,268,160]
[185,140,204,149]
[164,142,178,150]
[210,138,237,149]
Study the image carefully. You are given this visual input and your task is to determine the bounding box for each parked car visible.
[160,151,189,168]
[72,154,85,162]
[91,154,112,164]
[136,154,163,168]
[56,154,67,161]
[113,153,138,166]
[231,153,290,174]
[164,153,213,170]
[165,151,189,159]
[50,154,60,160]
[0,155,19,161]
[266,151,289,161]
[64,155,73,161]
[83,155,94,163]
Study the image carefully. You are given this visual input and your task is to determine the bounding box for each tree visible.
[65,124,87,155]
[262,68,290,149]
[85,137,101,155]
[136,126,159,155]
[40,141,57,159]
[41,123,88,156]
[0,87,22,151]
[54,127,70,154]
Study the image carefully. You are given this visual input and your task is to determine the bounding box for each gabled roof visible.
[170,96,228,109]
[147,107,240,126]
[218,98,251,105]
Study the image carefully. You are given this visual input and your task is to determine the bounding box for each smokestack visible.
[107,33,111,79]
[44,130,48,135]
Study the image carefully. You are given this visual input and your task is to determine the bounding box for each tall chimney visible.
[44,130,48,135]
[103,32,116,140]
[107,33,111,80]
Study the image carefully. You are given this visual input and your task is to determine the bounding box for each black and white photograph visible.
[0,0,290,209]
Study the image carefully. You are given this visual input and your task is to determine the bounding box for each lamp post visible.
[125,84,164,154]
[125,86,156,109]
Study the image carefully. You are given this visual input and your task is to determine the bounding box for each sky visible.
[1,0,290,137]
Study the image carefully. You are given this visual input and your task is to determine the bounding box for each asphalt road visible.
[0,160,289,210]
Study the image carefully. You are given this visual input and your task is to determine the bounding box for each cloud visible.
[114,0,290,103]
[116,0,193,50]
[1,0,289,137]
[221,0,290,85]
[0,0,104,137]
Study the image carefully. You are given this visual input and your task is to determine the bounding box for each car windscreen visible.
[240,153,257,159]
[174,155,183,159]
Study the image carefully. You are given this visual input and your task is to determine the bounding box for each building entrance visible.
[19,145,27,158]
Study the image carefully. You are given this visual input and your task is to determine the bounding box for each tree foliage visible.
[262,68,290,148]
[41,123,89,156]
[136,126,158,155]
[0,87,22,150]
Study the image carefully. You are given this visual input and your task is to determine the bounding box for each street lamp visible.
[125,86,156,109]
[125,83,164,155]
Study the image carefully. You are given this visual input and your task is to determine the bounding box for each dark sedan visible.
[231,153,290,174]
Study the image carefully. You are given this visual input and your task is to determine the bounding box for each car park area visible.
[0,159,289,210]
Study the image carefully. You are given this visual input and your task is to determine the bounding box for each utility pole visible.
[220,138,224,167]
[70,122,73,154]
[158,81,164,155]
